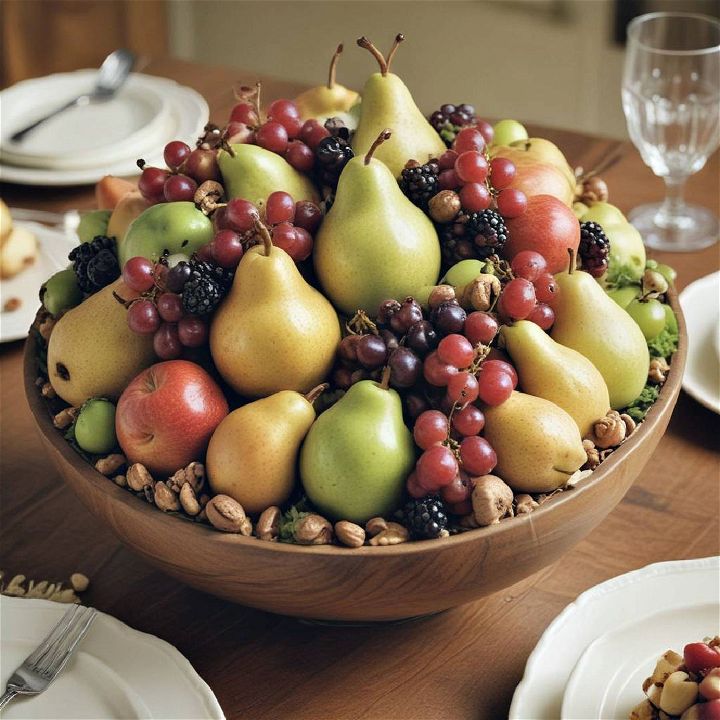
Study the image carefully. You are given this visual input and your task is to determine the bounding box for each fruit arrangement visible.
[630,637,720,720]
[31,34,680,548]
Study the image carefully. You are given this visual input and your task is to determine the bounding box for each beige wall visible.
[169,0,629,138]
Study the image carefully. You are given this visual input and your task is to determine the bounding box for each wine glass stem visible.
[657,176,688,227]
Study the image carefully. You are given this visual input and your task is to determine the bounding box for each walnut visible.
[294,514,333,545]
[583,438,601,469]
[206,495,252,534]
[589,410,627,449]
[515,494,539,514]
[38,315,56,341]
[369,522,409,546]
[179,483,201,516]
[167,461,205,494]
[335,520,366,548]
[154,481,181,512]
[40,382,56,399]
[194,180,225,215]
[70,573,89,592]
[428,190,461,223]
[427,284,456,309]
[579,176,609,205]
[621,413,636,437]
[126,463,154,492]
[255,506,281,541]
[95,453,126,476]
[648,357,670,384]
[365,517,388,537]
[53,406,78,429]
[629,699,660,720]
[459,273,501,312]
[472,475,514,526]
[643,269,669,296]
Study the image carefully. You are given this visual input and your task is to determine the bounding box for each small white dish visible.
[679,272,720,414]
[0,596,224,719]
[0,75,208,186]
[561,603,719,719]
[509,556,720,720]
[0,221,75,343]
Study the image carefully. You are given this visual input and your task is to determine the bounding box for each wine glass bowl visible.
[622,12,720,251]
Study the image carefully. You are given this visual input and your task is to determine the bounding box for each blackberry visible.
[439,209,508,267]
[403,495,448,540]
[579,221,610,278]
[315,134,354,188]
[399,160,440,210]
[429,103,477,147]
[69,235,120,295]
[181,258,232,315]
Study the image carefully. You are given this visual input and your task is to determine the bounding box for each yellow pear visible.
[47,279,156,406]
[207,386,324,513]
[294,44,360,123]
[210,226,340,397]
[352,35,446,177]
[482,391,587,493]
[501,320,610,436]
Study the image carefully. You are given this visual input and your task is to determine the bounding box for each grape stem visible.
[357,36,388,76]
[567,247,576,275]
[328,44,343,89]
[304,383,329,405]
[379,365,392,390]
[254,220,273,256]
[365,129,392,165]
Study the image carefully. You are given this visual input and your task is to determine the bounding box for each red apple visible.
[116,360,228,476]
[504,194,580,274]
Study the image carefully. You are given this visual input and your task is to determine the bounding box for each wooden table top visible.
[1,58,718,720]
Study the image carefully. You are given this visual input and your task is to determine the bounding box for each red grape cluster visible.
[436,126,527,218]
[498,250,558,329]
[121,256,212,359]
[211,191,323,264]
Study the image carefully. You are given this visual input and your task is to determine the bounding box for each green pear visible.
[442,259,486,287]
[581,201,626,226]
[300,375,414,523]
[217,144,319,206]
[294,43,360,123]
[120,202,213,267]
[207,386,324,514]
[314,130,441,315]
[551,263,649,409]
[603,222,646,284]
[77,209,111,243]
[210,226,340,398]
[482,391,587,493]
[352,35,446,177]
[501,321,610,437]
[47,279,156,406]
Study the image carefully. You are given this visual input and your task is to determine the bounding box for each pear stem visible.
[328,43,343,89]
[357,36,388,76]
[568,247,576,274]
[365,129,392,165]
[379,365,392,390]
[304,383,329,405]
[255,220,273,256]
[385,33,405,73]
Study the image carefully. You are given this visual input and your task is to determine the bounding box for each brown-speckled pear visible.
[47,278,156,406]
[210,226,340,398]
[207,386,324,514]
[352,35,445,177]
[482,391,586,493]
[501,320,610,437]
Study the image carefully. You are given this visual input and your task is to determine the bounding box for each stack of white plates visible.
[0,70,209,186]
[510,556,720,720]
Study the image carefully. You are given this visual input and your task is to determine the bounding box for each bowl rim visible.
[24,288,687,558]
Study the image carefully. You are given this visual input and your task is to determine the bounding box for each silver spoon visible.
[10,49,136,143]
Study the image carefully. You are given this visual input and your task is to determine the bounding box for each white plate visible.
[0,221,76,343]
[679,272,720,414]
[0,76,208,186]
[509,556,720,720]
[0,72,170,170]
[562,603,720,719]
[0,596,224,719]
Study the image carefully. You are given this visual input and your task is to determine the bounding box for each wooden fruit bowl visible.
[23,292,687,622]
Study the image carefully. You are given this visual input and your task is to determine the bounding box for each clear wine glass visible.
[622,12,720,252]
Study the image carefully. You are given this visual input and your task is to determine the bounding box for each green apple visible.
[74,398,117,454]
[655,262,677,286]
[41,267,83,316]
[607,284,641,309]
[120,202,213,267]
[626,298,666,340]
[77,209,111,243]
[492,119,528,147]
[664,303,678,334]
[442,259,486,287]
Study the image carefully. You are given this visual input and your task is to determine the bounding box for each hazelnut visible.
[294,514,333,545]
[205,495,249,533]
[70,573,89,592]
[179,483,201,516]
[471,475,514,526]
[429,190,461,223]
[126,463,154,492]
[335,521,366,548]
[256,506,281,541]
[95,454,126,477]
[369,522,409,546]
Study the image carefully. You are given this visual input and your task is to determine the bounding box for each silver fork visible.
[0,604,97,712]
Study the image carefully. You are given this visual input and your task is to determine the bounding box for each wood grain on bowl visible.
[23,291,687,622]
